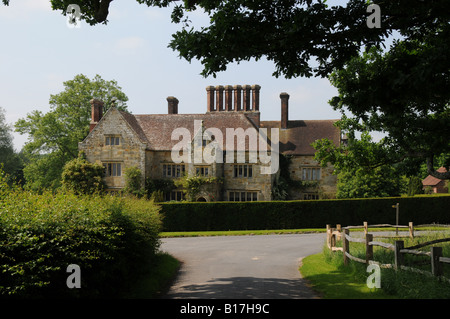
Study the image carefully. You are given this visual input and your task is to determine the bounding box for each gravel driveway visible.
[160,233,326,299]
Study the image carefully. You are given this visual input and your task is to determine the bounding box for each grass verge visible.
[300,239,450,299]
[160,228,324,237]
[126,252,180,299]
[300,250,394,299]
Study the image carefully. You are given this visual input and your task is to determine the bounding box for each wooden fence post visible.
[409,222,414,239]
[364,221,368,236]
[394,240,404,270]
[343,228,349,266]
[326,225,331,249]
[330,228,336,250]
[336,224,341,240]
[366,233,373,264]
[431,246,443,277]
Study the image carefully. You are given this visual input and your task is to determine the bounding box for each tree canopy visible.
[0,107,23,184]
[15,74,128,190]
[3,0,449,181]
[3,0,445,79]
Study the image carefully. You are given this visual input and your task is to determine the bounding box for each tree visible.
[0,107,23,185]
[4,0,449,178]
[61,152,105,195]
[123,166,146,197]
[313,131,404,198]
[15,74,128,191]
[328,44,450,180]
[6,0,443,78]
[335,165,402,199]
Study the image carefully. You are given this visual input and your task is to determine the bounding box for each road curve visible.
[160,233,326,299]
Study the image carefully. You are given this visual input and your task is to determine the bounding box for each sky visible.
[0,0,342,151]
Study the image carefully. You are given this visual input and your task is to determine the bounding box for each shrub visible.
[160,195,450,232]
[123,166,145,197]
[61,153,105,195]
[0,190,162,298]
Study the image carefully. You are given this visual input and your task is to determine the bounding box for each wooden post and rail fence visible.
[326,222,450,283]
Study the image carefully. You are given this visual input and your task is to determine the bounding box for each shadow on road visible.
[163,275,319,299]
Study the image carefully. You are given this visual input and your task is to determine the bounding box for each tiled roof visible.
[118,109,340,155]
[422,167,448,186]
[260,119,340,155]
[121,111,268,151]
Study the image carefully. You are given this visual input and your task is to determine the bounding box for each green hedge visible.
[160,195,450,232]
[0,190,162,298]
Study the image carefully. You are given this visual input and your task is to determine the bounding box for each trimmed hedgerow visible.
[0,189,162,298]
[160,195,450,232]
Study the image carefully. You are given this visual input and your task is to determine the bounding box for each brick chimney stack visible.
[90,98,104,132]
[167,96,179,114]
[215,85,224,111]
[280,92,289,129]
[206,86,215,112]
[225,85,233,111]
[243,85,251,111]
[252,85,261,111]
[234,85,242,111]
[206,84,261,113]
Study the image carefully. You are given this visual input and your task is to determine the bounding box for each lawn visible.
[300,251,394,299]
[300,228,450,299]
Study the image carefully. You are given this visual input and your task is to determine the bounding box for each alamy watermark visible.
[366,264,381,289]
[366,4,381,28]
[66,4,81,28]
[171,120,279,174]
[66,264,81,289]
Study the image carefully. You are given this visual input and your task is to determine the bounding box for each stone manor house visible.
[79,85,342,202]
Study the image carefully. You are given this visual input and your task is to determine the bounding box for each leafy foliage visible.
[160,195,450,232]
[145,178,176,201]
[174,175,223,202]
[336,166,402,199]
[31,1,449,80]
[0,189,162,298]
[0,107,23,185]
[123,166,146,197]
[272,154,319,200]
[61,152,105,195]
[328,45,450,180]
[15,74,128,191]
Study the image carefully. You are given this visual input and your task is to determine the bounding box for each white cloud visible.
[114,36,146,55]
[0,0,53,21]
[23,0,52,11]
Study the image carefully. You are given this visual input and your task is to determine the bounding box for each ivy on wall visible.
[272,154,319,200]
[175,175,223,202]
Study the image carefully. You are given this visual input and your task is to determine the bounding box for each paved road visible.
[160,233,326,299]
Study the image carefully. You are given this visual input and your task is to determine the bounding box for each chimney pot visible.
[167,96,179,114]
[243,85,251,111]
[206,86,215,112]
[233,85,242,111]
[251,85,261,111]
[90,98,104,132]
[280,92,289,129]
[215,85,224,111]
[224,85,233,111]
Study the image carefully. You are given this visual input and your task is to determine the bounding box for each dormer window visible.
[105,135,120,146]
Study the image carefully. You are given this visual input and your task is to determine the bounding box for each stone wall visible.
[79,108,147,189]
[288,155,337,199]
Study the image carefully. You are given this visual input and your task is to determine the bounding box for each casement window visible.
[301,167,321,181]
[228,191,258,202]
[164,190,185,202]
[233,164,253,178]
[303,193,319,200]
[163,164,186,178]
[103,162,122,177]
[105,135,121,146]
[195,166,210,177]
